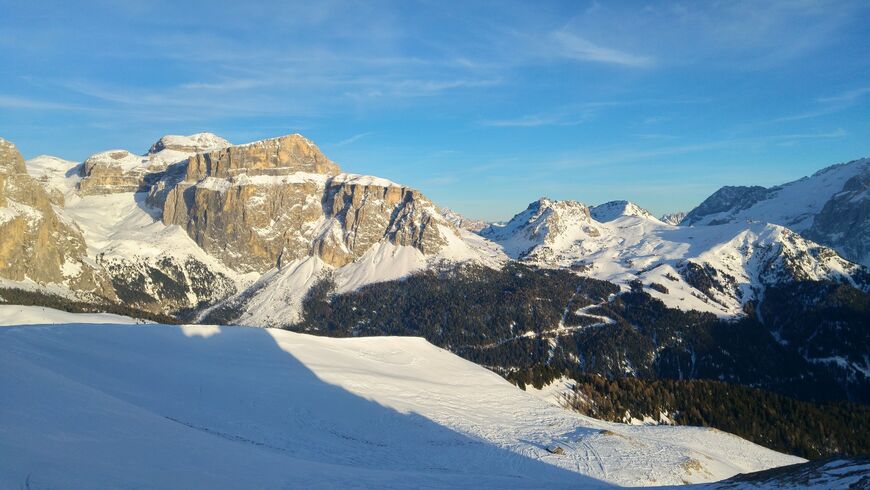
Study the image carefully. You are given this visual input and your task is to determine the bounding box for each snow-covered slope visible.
[481,198,866,316]
[0,305,147,325]
[0,320,802,488]
[683,158,870,267]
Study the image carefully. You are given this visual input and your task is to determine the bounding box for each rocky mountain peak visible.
[480,198,598,259]
[184,133,339,181]
[682,157,870,266]
[0,137,26,174]
[147,132,230,155]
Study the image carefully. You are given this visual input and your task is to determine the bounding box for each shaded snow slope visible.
[0,322,801,488]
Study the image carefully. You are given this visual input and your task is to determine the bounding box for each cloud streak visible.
[550,31,655,67]
[335,132,373,147]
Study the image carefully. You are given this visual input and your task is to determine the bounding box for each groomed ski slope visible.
[0,314,802,488]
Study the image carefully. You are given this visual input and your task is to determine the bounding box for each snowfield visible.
[0,311,803,489]
[0,305,146,326]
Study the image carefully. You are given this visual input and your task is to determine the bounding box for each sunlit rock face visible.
[159,134,452,273]
[0,137,107,293]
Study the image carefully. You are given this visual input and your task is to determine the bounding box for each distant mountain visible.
[683,158,870,267]
[480,197,867,318]
[591,200,663,223]
[439,207,488,231]
[660,211,686,225]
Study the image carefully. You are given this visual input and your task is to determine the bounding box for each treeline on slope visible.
[295,263,619,348]
[563,374,870,460]
[295,265,867,404]
[0,287,178,324]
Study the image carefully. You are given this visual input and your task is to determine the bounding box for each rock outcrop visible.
[78,133,230,195]
[0,138,106,292]
[158,134,453,273]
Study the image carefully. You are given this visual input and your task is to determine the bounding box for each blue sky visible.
[1,1,868,220]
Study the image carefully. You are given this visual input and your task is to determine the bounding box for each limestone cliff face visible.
[159,134,451,273]
[184,134,339,180]
[0,138,106,292]
[79,133,230,195]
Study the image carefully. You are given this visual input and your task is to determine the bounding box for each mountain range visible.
[4,132,866,321]
[2,132,869,465]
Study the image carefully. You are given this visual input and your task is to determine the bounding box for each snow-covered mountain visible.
[440,207,489,231]
[591,199,664,223]
[9,132,866,323]
[683,158,870,267]
[0,314,803,488]
[0,132,494,322]
[481,198,867,316]
[661,211,686,225]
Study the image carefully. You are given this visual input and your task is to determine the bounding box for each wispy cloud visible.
[0,95,95,112]
[334,132,373,147]
[816,86,870,104]
[550,31,654,67]
[479,99,705,128]
[479,113,586,127]
[550,129,849,169]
